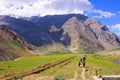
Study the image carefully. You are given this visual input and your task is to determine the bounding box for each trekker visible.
[78,61,81,68]
[82,61,86,68]
[82,56,87,68]
[78,55,87,68]
[83,56,86,62]
[78,58,82,68]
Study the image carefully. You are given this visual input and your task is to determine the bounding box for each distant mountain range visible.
[0,14,120,54]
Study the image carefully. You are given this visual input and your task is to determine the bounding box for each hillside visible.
[0,14,120,53]
[0,25,36,61]
[60,17,120,53]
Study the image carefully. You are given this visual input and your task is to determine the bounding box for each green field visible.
[0,53,120,80]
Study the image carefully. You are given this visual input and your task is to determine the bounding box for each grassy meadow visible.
[0,53,120,80]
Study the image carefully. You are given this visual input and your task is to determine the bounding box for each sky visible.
[0,0,120,36]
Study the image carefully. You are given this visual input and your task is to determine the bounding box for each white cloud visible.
[92,9,116,18]
[0,0,116,18]
[45,0,93,14]
[0,0,93,17]
[111,24,120,30]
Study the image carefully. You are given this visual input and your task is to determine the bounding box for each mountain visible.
[30,14,120,53]
[0,25,36,61]
[0,15,54,46]
[0,14,120,53]
[61,17,120,53]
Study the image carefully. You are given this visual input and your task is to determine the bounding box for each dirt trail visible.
[22,74,54,80]
[74,71,78,79]
[70,67,86,80]
[81,68,86,80]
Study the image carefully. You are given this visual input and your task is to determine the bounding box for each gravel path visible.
[81,68,86,80]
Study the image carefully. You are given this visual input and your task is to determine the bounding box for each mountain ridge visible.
[0,25,36,50]
[0,14,120,53]
[0,25,36,61]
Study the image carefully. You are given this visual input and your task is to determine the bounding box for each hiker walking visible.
[78,55,87,68]
[82,56,86,68]
[78,58,82,68]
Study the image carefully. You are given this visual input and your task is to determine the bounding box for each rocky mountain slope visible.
[61,17,120,52]
[0,25,36,50]
[0,25,36,61]
[0,14,120,53]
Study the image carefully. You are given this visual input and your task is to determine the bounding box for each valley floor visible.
[0,53,120,80]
